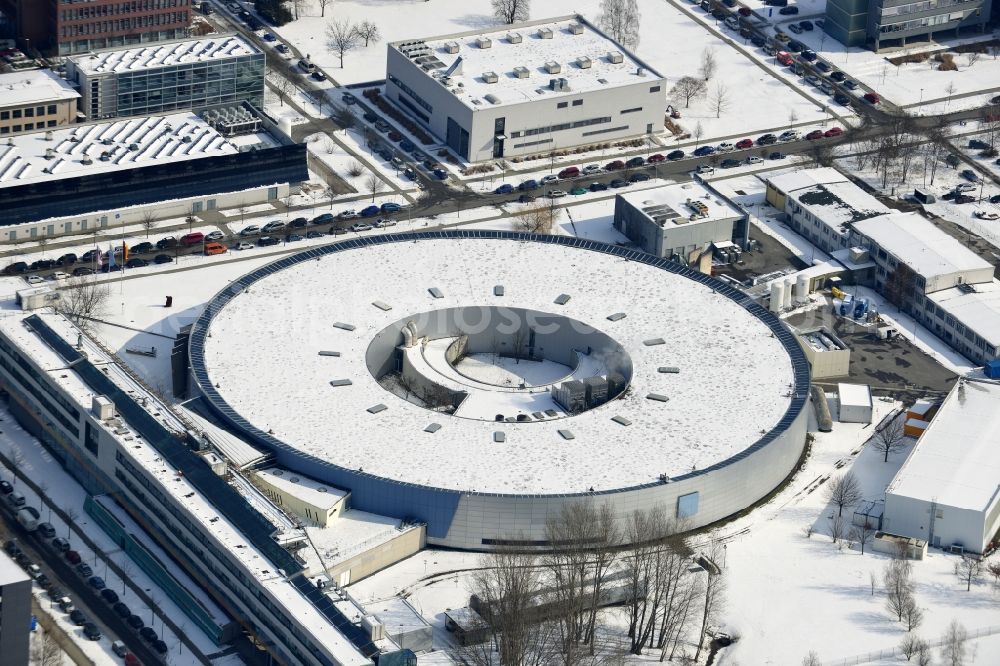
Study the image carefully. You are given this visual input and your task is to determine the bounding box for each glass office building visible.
[67,35,264,120]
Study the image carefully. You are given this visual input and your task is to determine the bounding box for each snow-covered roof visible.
[887,379,1000,512]
[256,468,347,511]
[390,14,663,108]
[837,383,872,409]
[767,167,847,195]
[852,212,993,281]
[0,69,80,107]
[200,237,797,495]
[0,112,253,190]
[618,181,743,228]
[70,34,259,75]
[927,279,1000,348]
[303,510,404,568]
[0,550,29,585]
[771,167,891,233]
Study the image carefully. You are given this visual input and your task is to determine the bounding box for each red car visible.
[738,6,751,15]
[180,232,205,246]
[863,92,881,105]
[805,129,825,140]
[605,160,625,171]
[735,138,754,150]
[65,550,82,565]
[647,153,666,163]
[558,166,580,179]
[824,127,843,138]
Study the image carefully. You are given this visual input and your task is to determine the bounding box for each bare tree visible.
[272,71,294,107]
[966,51,983,68]
[955,555,981,591]
[850,521,875,554]
[699,48,717,81]
[492,0,530,24]
[670,76,707,109]
[365,172,385,201]
[598,0,640,50]
[710,82,731,119]
[900,634,923,660]
[871,413,907,462]
[41,632,61,666]
[884,557,914,622]
[355,20,382,47]
[940,620,968,666]
[316,0,332,17]
[901,595,923,632]
[693,540,726,662]
[326,20,359,69]
[915,639,933,666]
[347,160,364,178]
[237,200,249,225]
[828,513,846,543]
[8,446,24,487]
[944,82,958,111]
[291,0,304,19]
[825,472,863,517]
[66,507,79,539]
[693,121,704,148]
[57,278,111,331]
[140,210,157,238]
[334,106,356,131]
[788,109,799,130]
[514,205,557,233]
[802,652,821,666]
[325,185,337,210]
[987,561,1000,588]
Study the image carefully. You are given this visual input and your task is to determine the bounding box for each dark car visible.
[625,156,645,168]
[72,266,95,276]
[960,169,980,182]
[47,586,64,601]
[757,134,778,146]
[89,576,106,590]
[970,138,991,150]
[80,249,99,263]
[153,639,169,654]
[101,263,122,273]
[589,182,608,192]
[805,129,825,140]
[113,602,131,619]
[76,563,93,578]
[605,160,625,171]
[834,93,851,105]
[387,131,403,142]
[83,623,101,641]
[57,253,78,265]
[312,213,335,225]
[343,92,357,105]
[751,35,766,47]
[125,258,148,269]
[647,153,666,163]
[629,172,651,182]
[494,184,514,194]
[711,8,727,19]
[517,193,536,203]
[70,610,87,625]
[433,168,448,180]
[829,71,846,83]
[2,262,26,275]
[768,151,786,160]
[693,146,715,156]
[257,236,281,247]
[0,480,11,495]
[311,70,327,81]
[127,614,145,630]
[139,627,158,643]
[942,190,957,201]
[787,40,804,53]
[36,574,51,589]
[518,179,539,190]
[399,138,415,152]
[101,588,119,604]
[815,61,832,73]
[3,540,18,555]
[132,242,154,254]
[156,236,177,250]
[30,259,56,270]
[153,254,173,264]
[306,230,324,239]
[720,159,741,169]
[667,150,685,160]
[380,202,402,213]
[286,234,304,242]
[779,5,799,13]
[290,217,309,228]
[801,50,818,62]
[609,178,628,188]
[360,205,381,217]
[842,80,858,91]
[955,194,976,204]
[800,20,814,30]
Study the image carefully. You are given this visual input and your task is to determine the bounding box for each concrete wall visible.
[327,525,425,586]
[883,492,994,553]
[800,345,851,379]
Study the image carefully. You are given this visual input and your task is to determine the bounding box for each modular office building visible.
[825,0,992,50]
[385,15,666,162]
[66,35,264,120]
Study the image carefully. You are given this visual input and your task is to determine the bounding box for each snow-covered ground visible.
[269,0,827,142]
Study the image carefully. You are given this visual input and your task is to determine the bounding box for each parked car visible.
[546,189,567,198]
[779,5,799,13]
[570,186,589,194]
[131,242,154,254]
[153,639,169,654]
[605,160,625,171]
[800,20,814,30]
[127,615,145,630]
[628,172,651,182]
[779,130,799,141]
[815,61,832,74]
[558,166,580,178]
[153,254,173,264]
[720,159,741,169]
[829,70,846,82]
[360,205,381,217]
[72,267,95,276]
[350,223,373,232]
[518,179,539,191]
[380,202,403,213]
[57,253,78,265]
[112,641,128,658]
[517,194,536,203]
[693,146,715,156]
[312,213,335,225]
[261,221,285,233]
[140,627,158,643]
[125,258,148,268]
[289,217,308,228]
[667,150,685,160]
[257,236,280,247]
[306,230,324,239]
[112,602,131,619]
[312,70,327,81]
[647,154,666,163]
[717,143,735,153]
[88,576,106,590]
[955,194,976,204]
[101,588,120,604]
[373,219,397,228]
[824,127,844,138]
[540,174,559,185]
[843,79,859,90]
[625,156,645,168]
[342,92,357,105]
[399,138,415,152]
[788,23,802,34]
[239,225,260,236]
[974,209,1000,220]
[863,92,881,104]
[960,169,980,182]
[70,610,87,626]
[76,563,93,578]
[745,155,764,165]
[695,165,714,175]
[495,183,515,194]
[757,133,778,145]
[751,35,766,47]
[800,50,818,62]
[83,622,102,641]
[65,550,82,565]
[204,243,227,256]
[609,179,628,188]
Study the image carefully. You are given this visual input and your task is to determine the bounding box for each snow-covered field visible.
[269,0,826,142]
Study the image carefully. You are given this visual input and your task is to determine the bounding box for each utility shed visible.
[837,383,872,423]
[883,379,1000,554]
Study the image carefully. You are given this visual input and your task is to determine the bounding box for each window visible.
[0,127,7,135]
[47,105,57,115]
[47,120,57,127]
[649,85,661,93]
[12,109,21,119]
[621,107,643,114]
[12,125,21,132]
[84,422,99,456]
[36,106,45,116]
[557,101,568,108]
[24,123,33,131]
[572,99,582,106]
[24,108,33,118]
[0,111,8,120]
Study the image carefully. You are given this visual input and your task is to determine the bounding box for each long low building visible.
[386,14,666,162]
[0,102,306,238]
[883,379,1000,554]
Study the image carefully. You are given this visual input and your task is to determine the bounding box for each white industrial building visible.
[613,182,747,268]
[837,383,872,423]
[765,168,891,254]
[884,379,1000,554]
[796,326,851,379]
[385,15,666,162]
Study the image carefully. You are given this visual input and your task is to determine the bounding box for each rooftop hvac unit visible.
[43,148,55,159]
[444,41,459,54]
[361,615,385,641]
[484,93,501,105]
[80,156,92,165]
[538,27,553,39]
[549,78,569,91]
[576,56,592,69]
[482,71,499,84]
[544,60,561,74]
[607,50,624,64]
[507,31,522,44]
[568,22,584,35]
[92,395,115,420]
[476,37,492,49]
[513,65,530,78]
[44,130,53,141]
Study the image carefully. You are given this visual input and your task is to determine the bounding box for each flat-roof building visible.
[613,182,746,268]
[385,15,666,162]
[765,168,891,254]
[66,35,264,120]
[824,0,991,51]
[0,551,31,665]
[884,379,1000,554]
[0,69,81,137]
[0,103,305,238]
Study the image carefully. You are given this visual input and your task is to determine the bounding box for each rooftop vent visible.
[607,51,624,64]
[476,37,492,49]
[576,56,592,69]
[484,93,501,105]
[482,71,499,84]
[80,156,92,165]
[544,60,561,74]
[444,41,460,54]
[43,148,55,160]
[636,66,645,76]
[568,22,584,35]
[549,78,569,91]
[513,65,530,78]
[44,130,53,141]
[507,32,522,44]
[538,27,553,39]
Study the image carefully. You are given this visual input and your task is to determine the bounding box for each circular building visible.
[190,231,810,549]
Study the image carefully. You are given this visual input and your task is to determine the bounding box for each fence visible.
[822,625,1000,666]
